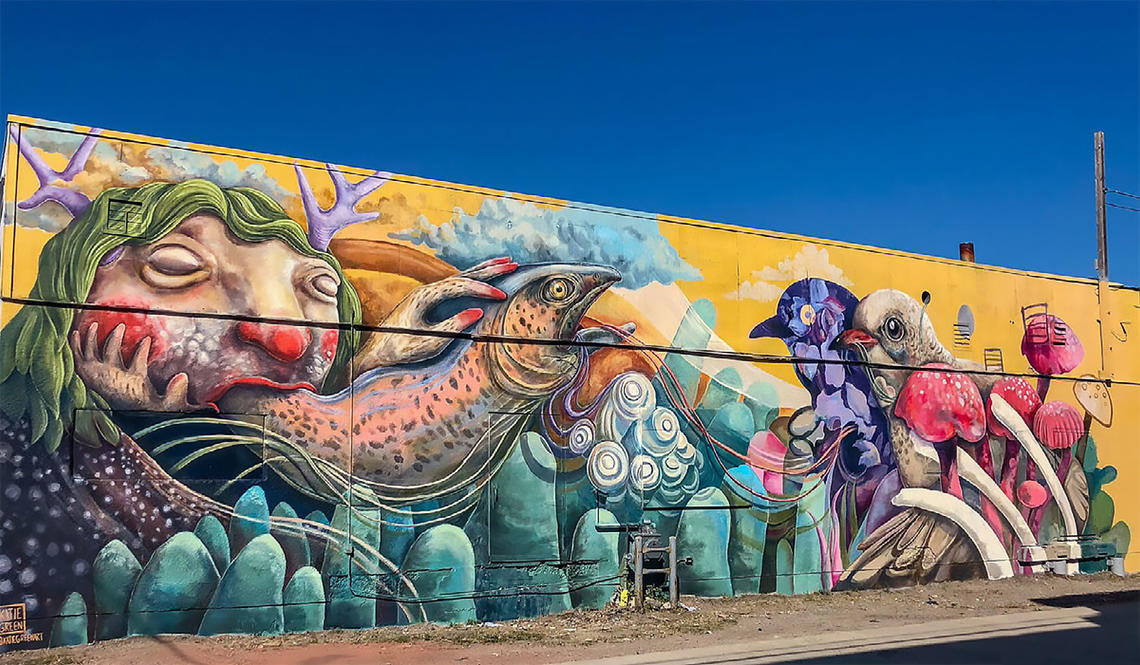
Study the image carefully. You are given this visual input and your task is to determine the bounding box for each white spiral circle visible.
[651,407,680,443]
[674,434,696,465]
[567,419,596,455]
[628,454,661,493]
[660,455,687,487]
[610,372,656,422]
[587,440,629,493]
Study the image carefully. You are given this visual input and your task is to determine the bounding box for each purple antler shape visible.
[8,125,102,218]
[295,162,390,251]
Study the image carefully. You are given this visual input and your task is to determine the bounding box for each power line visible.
[1106,201,1140,213]
[1106,188,1140,201]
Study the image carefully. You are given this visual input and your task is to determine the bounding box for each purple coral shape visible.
[8,124,102,218]
[295,162,390,251]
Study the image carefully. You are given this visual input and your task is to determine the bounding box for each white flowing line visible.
[989,394,1077,536]
[956,447,1040,550]
[891,488,1014,581]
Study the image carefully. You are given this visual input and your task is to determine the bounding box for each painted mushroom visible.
[893,363,987,500]
[1020,313,1084,400]
[1072,375,1113,469]
[1028,401,1085,534]
[987,376,1043,503]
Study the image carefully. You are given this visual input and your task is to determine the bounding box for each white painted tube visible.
[892,488,1014,581]
[956,448,1037,546]
[956,448,1046,573]
[989,394,1077,537]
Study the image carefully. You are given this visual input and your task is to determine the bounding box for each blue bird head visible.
[749,278,859,348]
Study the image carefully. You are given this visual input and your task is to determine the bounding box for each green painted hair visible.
[0,179,362,451]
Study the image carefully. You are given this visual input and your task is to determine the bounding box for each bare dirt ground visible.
[5,574,1137,665]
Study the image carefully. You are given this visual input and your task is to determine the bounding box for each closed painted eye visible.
[142,244,209,288]
[883,315,905,342]
[304,271,341,303]
[542,277,574,303]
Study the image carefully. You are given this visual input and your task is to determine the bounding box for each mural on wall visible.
[0,118,1133,650]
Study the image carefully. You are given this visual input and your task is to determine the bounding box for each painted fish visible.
[219,262,620,503]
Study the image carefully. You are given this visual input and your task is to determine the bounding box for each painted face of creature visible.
[76,214,343,406]
[839,289,950,404]
[487,264,621,399]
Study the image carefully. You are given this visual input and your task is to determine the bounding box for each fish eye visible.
[883,316,904,342]
[542,277,573,303]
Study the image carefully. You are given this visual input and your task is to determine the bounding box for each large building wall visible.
[0,115,1136,649]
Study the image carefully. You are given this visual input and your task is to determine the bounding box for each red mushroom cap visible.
[1017,480,1048,508]
[1021,314,1084,375]
[894,363,986,444]
[1031,401,1085,449]
[987,376,1043,439]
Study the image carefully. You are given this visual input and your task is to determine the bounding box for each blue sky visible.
[2,1,1138,285]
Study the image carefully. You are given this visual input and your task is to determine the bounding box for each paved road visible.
[560,600,1140,665]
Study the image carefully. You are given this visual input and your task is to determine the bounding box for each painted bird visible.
[750,278,893,555]
[835,289,1001,491]
[834,289,1001,588]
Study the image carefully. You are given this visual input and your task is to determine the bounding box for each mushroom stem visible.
[956,448,1042,567]
[1031,447,1075,536]
[1056,448,1074,491]
[1035,376,1051,401]
[1073,411,1094,469]
[1022,460,1038,523]
[971,443,1003,539]
[937,442,963,499]
[990,394,1077,537]
[998,436,1020,502]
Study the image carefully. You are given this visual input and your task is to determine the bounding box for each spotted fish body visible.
[221,263,620,503]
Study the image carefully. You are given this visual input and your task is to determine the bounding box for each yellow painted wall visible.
[3,114,1136,573]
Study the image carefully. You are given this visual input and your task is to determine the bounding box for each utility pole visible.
[1094,131,1108,281]
[1093,131,1110,378]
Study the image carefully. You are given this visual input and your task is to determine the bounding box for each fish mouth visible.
[205,377,318,406]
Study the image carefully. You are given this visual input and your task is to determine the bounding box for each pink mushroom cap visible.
[1017,480,1048,508]
[987,376,1043,439]
[1021,314,1084,375]
[894,363,986,444]
[1032,401,1085,449]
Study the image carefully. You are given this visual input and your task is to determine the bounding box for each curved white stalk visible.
[892,488,1014,580]
[989,394,1077,536]
[956,448,1046,572]
[956,448,1037,545]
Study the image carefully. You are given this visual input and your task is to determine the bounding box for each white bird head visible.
[836,289,953,404]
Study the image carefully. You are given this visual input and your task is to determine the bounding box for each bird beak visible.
[836,329,877,349]
[749,315,790,340]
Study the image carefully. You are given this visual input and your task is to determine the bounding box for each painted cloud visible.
[727,244,852,302]
[6,127,295,231]
[393,197,702,289]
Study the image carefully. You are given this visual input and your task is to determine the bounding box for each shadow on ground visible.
[778,600,1140,665]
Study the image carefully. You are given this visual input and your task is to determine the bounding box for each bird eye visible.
[799,304,816,327]
[542,277,573,303]
[883,316,904,342]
